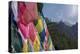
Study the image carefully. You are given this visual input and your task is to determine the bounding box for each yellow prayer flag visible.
[33,35,40,51]
[22,40,28,52]
[36,18,43,33]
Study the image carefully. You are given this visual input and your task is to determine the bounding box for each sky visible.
[42,3,78,25]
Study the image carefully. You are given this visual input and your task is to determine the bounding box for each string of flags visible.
[9,1,55,52]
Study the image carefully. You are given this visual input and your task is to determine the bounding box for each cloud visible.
[42,3,78,25]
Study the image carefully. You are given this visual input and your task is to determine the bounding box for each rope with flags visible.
[9,1,55,53]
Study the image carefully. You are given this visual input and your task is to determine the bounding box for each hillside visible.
[45,18,78,50]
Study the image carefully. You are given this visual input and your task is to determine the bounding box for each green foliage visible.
[45,18,78,50]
